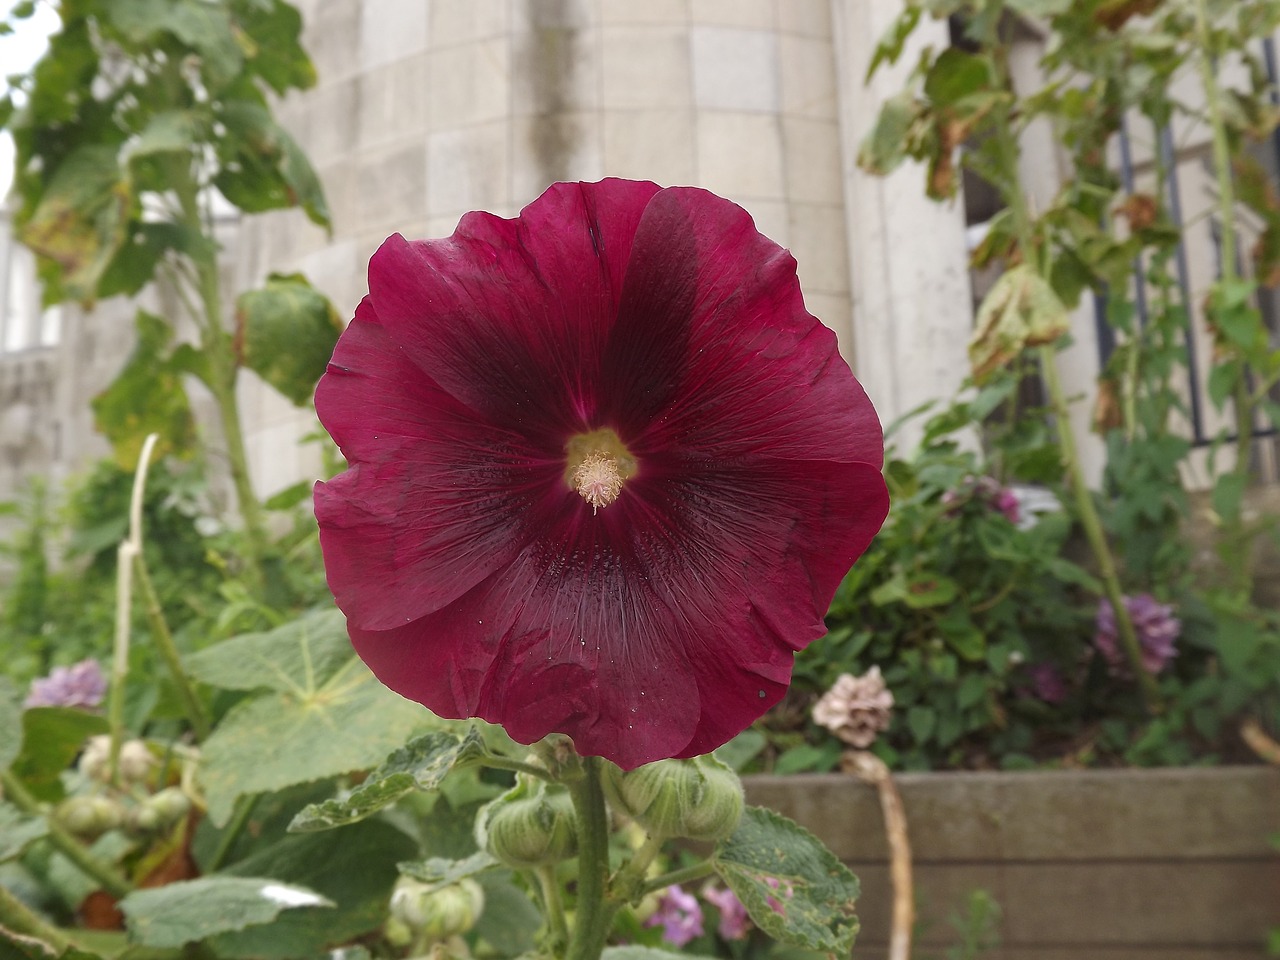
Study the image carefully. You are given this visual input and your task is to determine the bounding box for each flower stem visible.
[0,881,70,950]
[0,769,133,899]
[207,794,258,871]
[564,756,612,960]
[535,865,570,950]
[638,860,717,898]
[611,832,665,903]
[1039,348,1161,712]
[171,160,268,595]
[478,755,554,781]
[1194,0,1255,596]
[133,554,211,740]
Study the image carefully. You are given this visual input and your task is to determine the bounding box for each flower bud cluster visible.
[604,755,743,841]
[78,735,157,785]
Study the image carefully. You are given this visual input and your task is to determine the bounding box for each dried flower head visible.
[812,667,894,748]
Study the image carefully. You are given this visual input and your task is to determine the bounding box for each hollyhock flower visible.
[812,667,894,747]
[314,179,888,769]
[1094,594,1180,677]
[942,475,1019,524]
[645,885,704,947]
[702,883,751,941]
[24,659,107,709]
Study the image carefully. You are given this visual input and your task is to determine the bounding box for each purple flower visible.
[1094,594,1180,677]
[24,659,107,709]
[702,884,751,941]
[1025,662,1068,704]
[645,885,704,947]
[942,475,1019,524]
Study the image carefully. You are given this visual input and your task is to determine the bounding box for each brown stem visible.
[844,751,913,960]
[1240,718,1280,765]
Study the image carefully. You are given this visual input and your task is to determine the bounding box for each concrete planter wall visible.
[744,767,1280,960]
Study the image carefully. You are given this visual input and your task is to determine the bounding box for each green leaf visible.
[0,676,22,771]
[857,90,918,176]
[602,949,702,960]
[123,110,201,164]
[1213,472,1247,524]
[925,49,989,106]
[196,618,432,826]
[106,0,243,91]
[18,144,132,303]
[211,820,405,958]
[214,100,330,229]
[397,851,500,890]
[97,222,206,299]
[0,800,49,862]
[865,6,921,79]
[714,728,768,771]
[0,932,104,960]
[90,310,197,469]
[1208,359,1241,410]
[186,607,353,694]
[907,705,937,742]
[237,0,316,94]
[236,273,342,405]
[901,573,959,609]
[712,806,860,955]
[472,870,542,957]
[11,708,109,802]
[288,728,485,832]
[120,877,333,948]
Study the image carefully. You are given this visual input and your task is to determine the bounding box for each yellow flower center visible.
[565,428,637,514]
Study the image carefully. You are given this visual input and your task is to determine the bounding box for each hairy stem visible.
[134,554,210,739]
[0,770,134,899]
[0,882,70,950]
[535,865,570,951]
[564,757,612,960]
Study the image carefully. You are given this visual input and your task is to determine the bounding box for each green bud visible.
[57,795,125,838]
[389,877,484,941]
[145,786,192,825]
[478,782,577,868]
[126,804,163,835]
[604,755,743,841]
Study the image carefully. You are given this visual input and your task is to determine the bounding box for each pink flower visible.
[812,667,894,747]
[314,179,888,769]
[701,884,751,941]
[1024,662,1068,704]
[1094,594,1179,677]
[645,885,704,947]
[24,659,107,709]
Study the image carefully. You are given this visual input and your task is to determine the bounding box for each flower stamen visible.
[572,453,624,514]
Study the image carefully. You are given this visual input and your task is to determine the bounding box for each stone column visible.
[830,0,973,453]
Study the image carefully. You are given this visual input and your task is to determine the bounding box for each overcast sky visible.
[1,0,59,197]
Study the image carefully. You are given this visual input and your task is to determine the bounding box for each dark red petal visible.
[315,297,561,630]
[348,455,887,768]
[365,180,661,442]
[601,186,882,468]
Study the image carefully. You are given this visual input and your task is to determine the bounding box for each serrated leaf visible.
[106,0,243,91]
[0,800,49,861]
[712,806,860,955]
[197,661,430,826]
[120,877,332,948]
[397,851,500,890]
[289,728,484,832]
[11,708,109,802]
[186,607,353,694]
[236,273,342,405]
[212,819,405,959]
